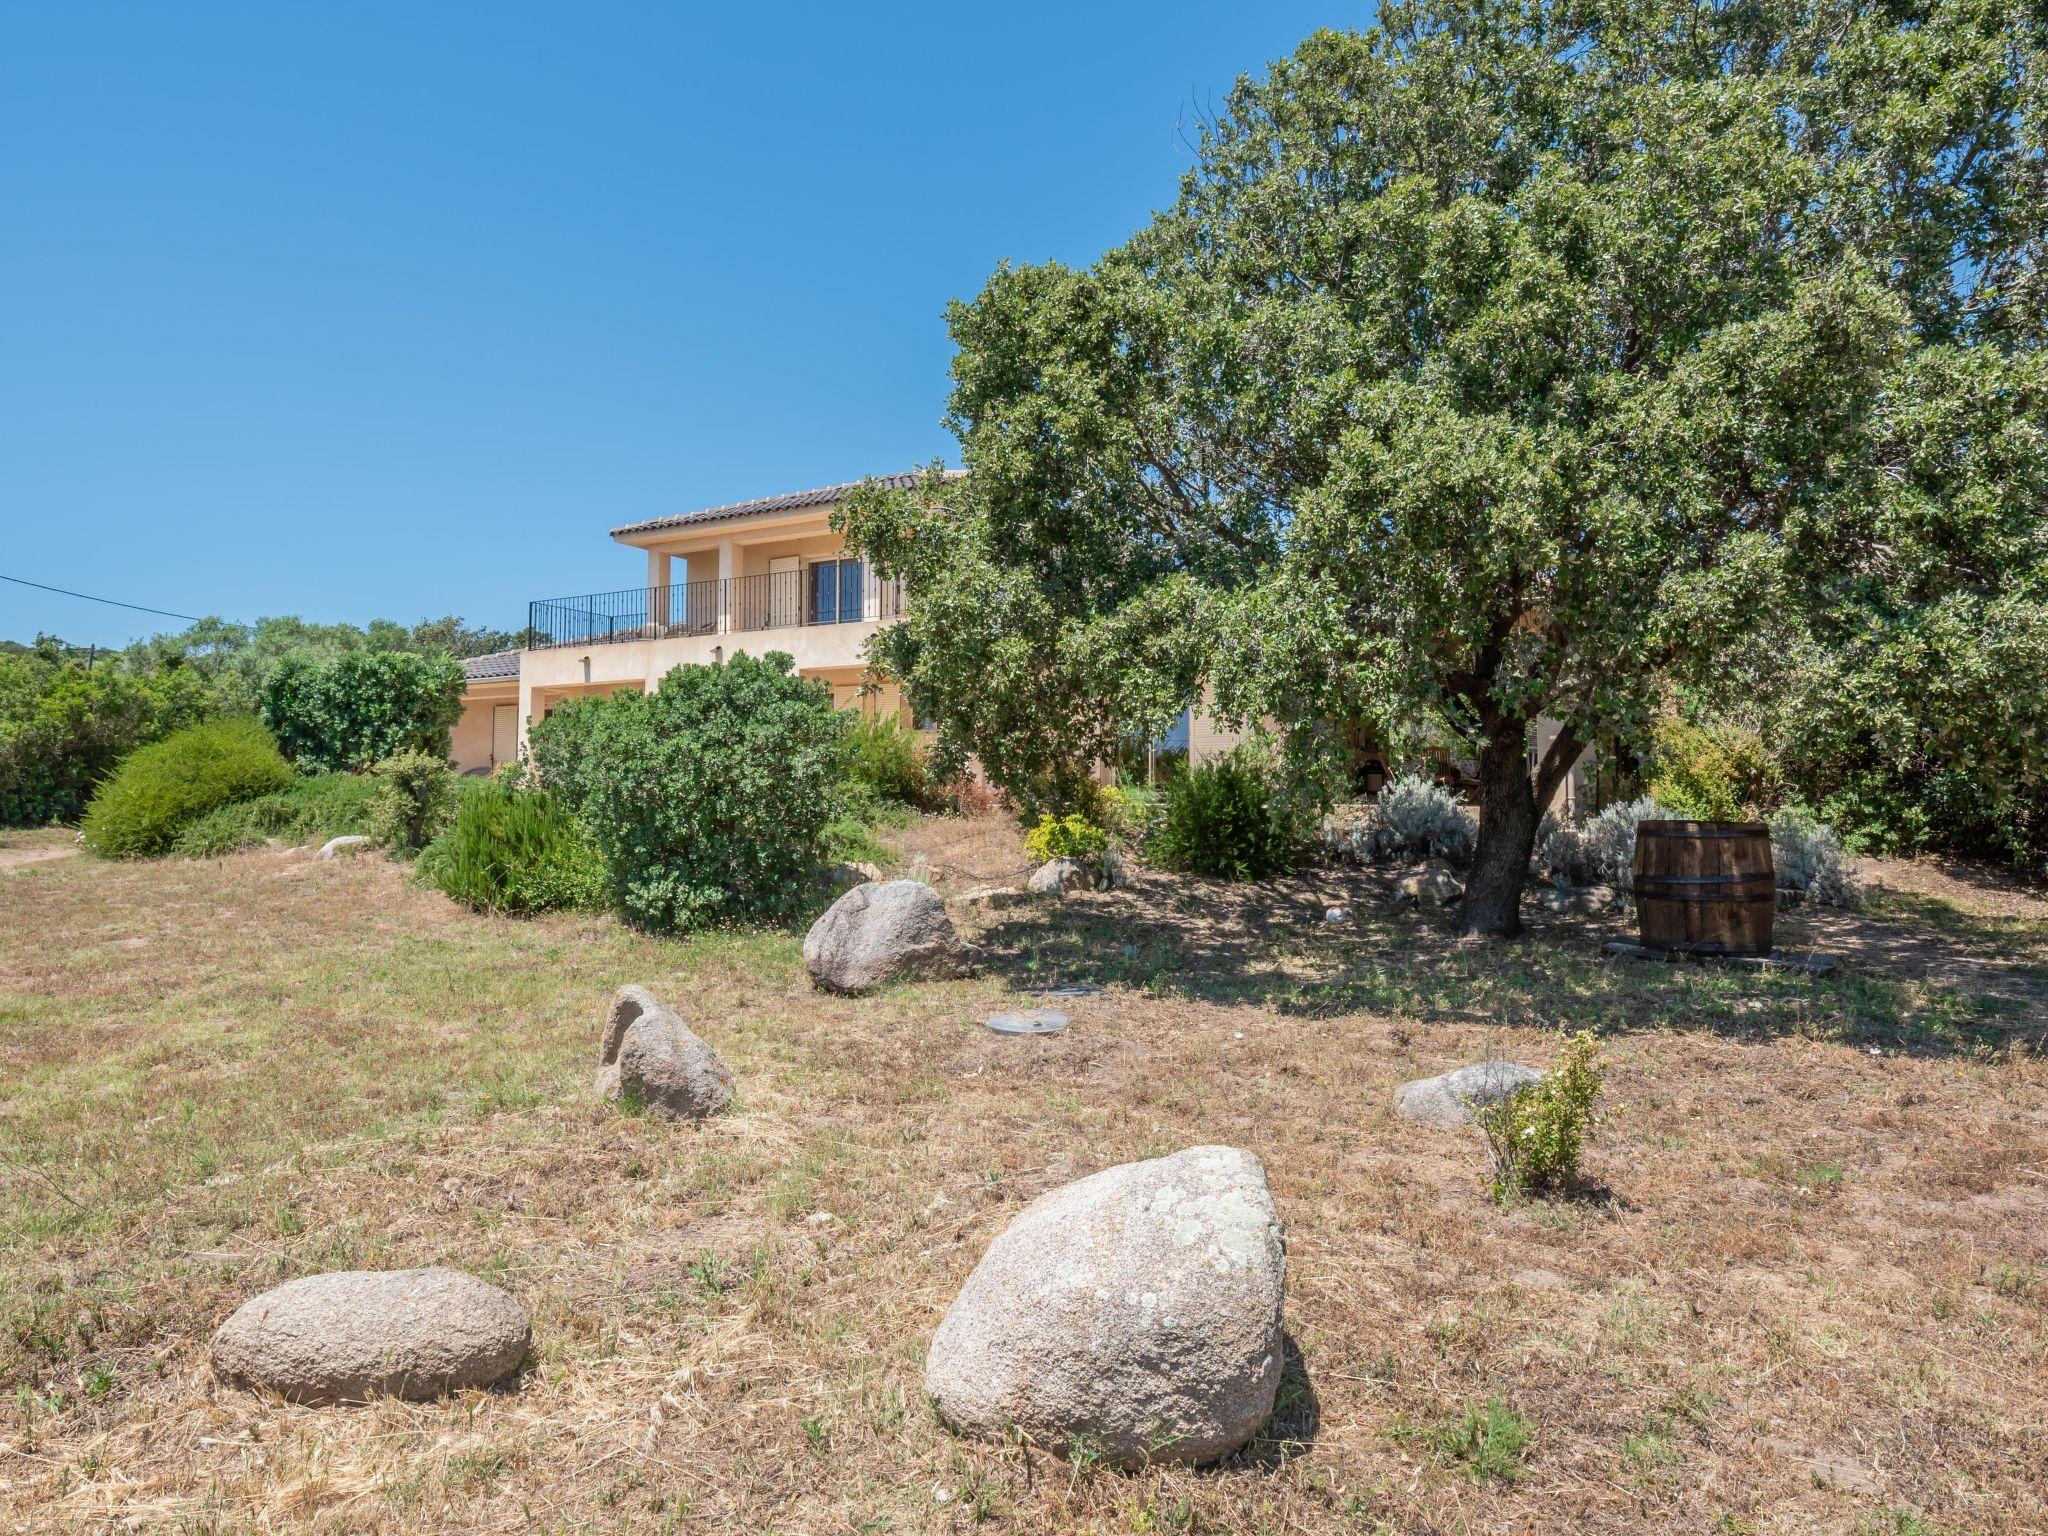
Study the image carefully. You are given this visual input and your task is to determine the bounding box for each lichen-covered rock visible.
[595,985,732,1121]
[317,834,373,860]
[802,879,974,993]
[1393,1061,1543,1129]
[924,1145,1286,1466]
[1027,858,1092,897]
[210,1268,529,1404]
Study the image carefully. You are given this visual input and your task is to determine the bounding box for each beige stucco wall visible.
[450,683,518,775]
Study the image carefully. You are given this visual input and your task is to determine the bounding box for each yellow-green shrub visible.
[81,718,294,858]
[1024,812,1109,864]
[1649,719,1783,821]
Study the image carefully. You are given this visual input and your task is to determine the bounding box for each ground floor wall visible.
[450,684,519,776]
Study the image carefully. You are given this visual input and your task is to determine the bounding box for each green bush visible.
[1648,718,1783,822]
[1473,1031,1602,1198]
[418,782,605,915]
[1023,812,1109,864]
[0,647,215,826]
[260,650,465,772]
[364,750,456,855]
[528,653,846,931]
[839,711,929,807]
[171,771,380,855]
[80,718,294,858]
[1102,783,1164,842]
[1149,749,1302,880]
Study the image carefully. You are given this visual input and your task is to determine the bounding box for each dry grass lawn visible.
[1,819,2044,1535]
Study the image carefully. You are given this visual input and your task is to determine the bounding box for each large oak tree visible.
[844,0,2045,934]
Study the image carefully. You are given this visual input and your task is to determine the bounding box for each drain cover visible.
[984,1009,1069,1036]
[1034,983,1101,998]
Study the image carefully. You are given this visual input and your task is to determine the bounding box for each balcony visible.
[527,565,905,649]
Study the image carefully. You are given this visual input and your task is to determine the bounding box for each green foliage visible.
[1425,1398,1532,1482]
[260,650,465,772]
[0,644,215,826]
[1649,720,1784,822]
[1473,1031,1603,1198]
[820,815,889,867]
[838,711,929,808]
[1102,783,1164,842]
[417,781,605,915]
[171,771,380,856]
[123,613,517,713]
[841,0,2048,927]
[527,653,846,931]
[364,750,457,855]
[80,718,294,858]
[1149,750,1302,881]
[1023,812,1109,864]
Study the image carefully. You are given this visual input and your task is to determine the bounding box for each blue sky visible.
[1,2,1352,648]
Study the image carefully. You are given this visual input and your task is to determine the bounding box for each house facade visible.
[451,473,1250,778]
[451,470,1594,814]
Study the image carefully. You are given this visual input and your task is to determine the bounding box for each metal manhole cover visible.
[1034,983,1101,998]
[983,1009,1069,1036]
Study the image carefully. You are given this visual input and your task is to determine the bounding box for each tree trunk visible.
[1460,714,1540,937]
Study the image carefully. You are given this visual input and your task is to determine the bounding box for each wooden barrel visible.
[1632,820,1775,956]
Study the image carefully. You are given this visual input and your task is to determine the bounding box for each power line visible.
[0,572,220,625]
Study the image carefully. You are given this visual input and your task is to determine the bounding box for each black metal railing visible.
[526,566,906,649]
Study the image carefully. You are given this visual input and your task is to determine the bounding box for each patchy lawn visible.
[1,823,2043,1534]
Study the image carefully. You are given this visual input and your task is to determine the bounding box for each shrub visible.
[364,750,457,855]
[418,782,605,915]
[839,711,929,807]
[1150,749,1302,881]
[1472,1031,1602,1198]
[0,649,214,826]
[528,653,845,931]
[1363,774,1476,864]
[171,771,380,855]
[260,650,465,772]
[1648,718,1783,821]
[1024,812,1110,864]
[1769,805,1859,907]
[1540,796,1674,891]
[80,718,294,858]
[1102,783,1164,842]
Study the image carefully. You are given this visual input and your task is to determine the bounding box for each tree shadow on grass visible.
[970,865,2044,1059]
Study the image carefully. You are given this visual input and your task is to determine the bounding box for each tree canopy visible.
[843,0,2046,930]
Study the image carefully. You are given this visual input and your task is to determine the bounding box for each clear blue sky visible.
[2,2,1354,648]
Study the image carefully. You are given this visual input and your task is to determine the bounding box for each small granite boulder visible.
[318,834,374,860]
[1027,857,1092,897]
[1395,867,1464,906]
[1394,1061,1543,1129]
[803,879,975,993]
[210,1267,529,1404]
[595,985,732,1121]
[924,1144,1286,1466]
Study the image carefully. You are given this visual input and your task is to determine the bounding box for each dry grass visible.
[2,823,2044,1535]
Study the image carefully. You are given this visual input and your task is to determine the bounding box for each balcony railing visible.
[526,566,905,649]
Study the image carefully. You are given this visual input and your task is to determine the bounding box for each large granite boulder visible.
[924,1145,1286,1466]
[1393,1061,1543,1129]
[595,985,733,1121]
[211,1267,529,1404]
[803,880,974,994]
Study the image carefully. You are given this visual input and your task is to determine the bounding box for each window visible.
[808,558,865,624]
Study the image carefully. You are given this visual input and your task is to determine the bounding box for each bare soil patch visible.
[1,824,2042,1534]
